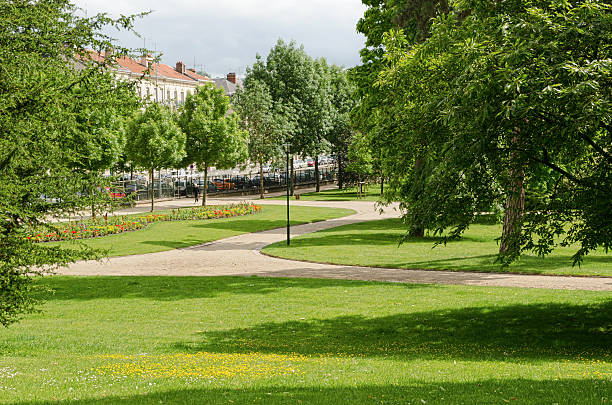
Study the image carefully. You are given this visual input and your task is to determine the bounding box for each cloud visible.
[73,0,367,77]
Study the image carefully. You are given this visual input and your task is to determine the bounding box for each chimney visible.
[176,61,186,74]
[227,72,236,84]
[140,54,153,69]
[104,47,114,61]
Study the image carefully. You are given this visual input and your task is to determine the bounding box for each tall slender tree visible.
[179,83,247,206]
[125,103,186,212]
[234,80,290,199]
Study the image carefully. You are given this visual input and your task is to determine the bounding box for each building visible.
[90,51,213,108]
[213,72,241,97]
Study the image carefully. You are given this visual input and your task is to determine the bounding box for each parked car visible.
[212,178,234,191]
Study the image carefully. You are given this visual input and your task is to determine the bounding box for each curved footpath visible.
[58,198,612,291]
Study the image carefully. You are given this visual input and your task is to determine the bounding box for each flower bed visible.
[27,203,262,242]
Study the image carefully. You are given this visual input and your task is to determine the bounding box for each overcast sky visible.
[73,0,367,78]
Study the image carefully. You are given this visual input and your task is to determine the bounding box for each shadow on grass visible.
[14,379,610,405]
[283,231,487,248]
[35,276,430,302]
[173,301,612,362]
[393,253,612,274]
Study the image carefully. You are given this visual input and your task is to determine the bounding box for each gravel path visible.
[57,198,612,291]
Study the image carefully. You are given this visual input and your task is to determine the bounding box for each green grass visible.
[262,218,612,277]
[1,276,610,404]
[51,205,354,257]
[270,184,382,201]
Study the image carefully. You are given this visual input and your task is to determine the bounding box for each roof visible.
[213,78,237,96]
[184,69,212,82]
[88,51,211,83]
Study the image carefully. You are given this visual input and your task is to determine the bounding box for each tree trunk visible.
[499,163,526,258]
[499,133,526,259]
[290,158,295,196]
[380,175,384,196]
[259,160,265,199]
[409,158,425,237]
[150,168,154,212]
[337,154,343,190]
[314,155,320,192]
[202,164,208,207]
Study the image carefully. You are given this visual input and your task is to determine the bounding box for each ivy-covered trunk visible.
[314,155,320,192]
[202,164,208,207]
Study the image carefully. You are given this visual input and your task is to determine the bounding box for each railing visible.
[111,166,337,202]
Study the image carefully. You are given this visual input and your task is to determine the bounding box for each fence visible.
[111,166,337,202]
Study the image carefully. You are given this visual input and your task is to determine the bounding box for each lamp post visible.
[284,143,291,246]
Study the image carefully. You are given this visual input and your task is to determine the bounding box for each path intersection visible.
[58,196,612,291]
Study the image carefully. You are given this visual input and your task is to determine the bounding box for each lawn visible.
[262,218,612,277]
[1,276,610,404]
[51,205,354,257]
[271,184,382,201]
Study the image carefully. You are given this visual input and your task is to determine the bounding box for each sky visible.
[73,0,368,78]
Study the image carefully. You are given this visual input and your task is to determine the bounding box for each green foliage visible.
[346,133,374,180]
[179,82,247,204]
[125,103,186,173]
[234,80,287,167]
[0,0,143,326]
[246,40,330,158]
[377,0,612,264]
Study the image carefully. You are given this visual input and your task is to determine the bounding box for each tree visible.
[234,80,289,199]
[378,0,612,264]
[351,0,451,236]
[0,0,143,326]
[68,75,139,217]
[325,65,358,190]
[246,39,326,195]
[179,82,247,206]
[346,132,374,194]
[125,103,186,211]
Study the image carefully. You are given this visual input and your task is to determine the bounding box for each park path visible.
[57,197,612,291]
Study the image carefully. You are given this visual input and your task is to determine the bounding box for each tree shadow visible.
[13,378,610,405]
[171,301,612,362]
[396,254,612,274]
[36,276,431,302]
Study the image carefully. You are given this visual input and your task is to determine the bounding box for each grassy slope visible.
[1,276,610,404]
[52,205,354,257]
[263,218,612,277]
[270,184,382,201]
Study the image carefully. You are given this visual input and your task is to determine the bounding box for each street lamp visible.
[283,142,291,246]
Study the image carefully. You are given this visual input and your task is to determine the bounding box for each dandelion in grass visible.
[93,352,310,380]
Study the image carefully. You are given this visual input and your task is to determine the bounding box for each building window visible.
[181,91,184,103]
[146,87,150,99]
[167,90,170,100]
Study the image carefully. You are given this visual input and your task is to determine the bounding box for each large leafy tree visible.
[351,0,450,235]
[246,39,327,194]
[379,0,611,264]
[234,80,290,199]
[125,103,186,211]
[0,0,142,326]
[179,82,247,206]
